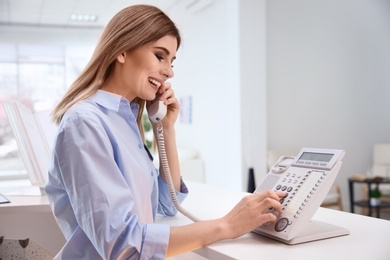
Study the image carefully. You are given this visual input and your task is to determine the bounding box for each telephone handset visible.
[252,148,349,244]
[148,100,167,123]
[147,99,200,222]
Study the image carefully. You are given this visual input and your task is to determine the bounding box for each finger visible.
[160,89,175,103]
[254,190,284,202]
[270,199,283,213]
[165,96,178,106]
[159,81,172,94]
[263,211,278,223]
[275,190,287,198]
[243,192,283,215]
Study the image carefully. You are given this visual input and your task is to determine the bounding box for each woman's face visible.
[114,35,177,101]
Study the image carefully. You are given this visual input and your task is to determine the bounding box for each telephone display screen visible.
[299,152,333,162]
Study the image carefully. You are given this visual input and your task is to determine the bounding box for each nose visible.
[160,66,174,79]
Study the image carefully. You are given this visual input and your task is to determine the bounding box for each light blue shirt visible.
[45,90,188,260]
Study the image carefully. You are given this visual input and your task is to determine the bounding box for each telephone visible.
[148,102,349,242]
[252,147,349,244]
[148,99,200,222]
[148,100,167,123]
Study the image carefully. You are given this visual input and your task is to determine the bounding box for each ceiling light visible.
[69,13,98,22]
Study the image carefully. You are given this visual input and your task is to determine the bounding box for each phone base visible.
[253,219,349,245]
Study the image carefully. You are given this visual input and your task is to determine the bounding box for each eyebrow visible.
[155,46,176,61]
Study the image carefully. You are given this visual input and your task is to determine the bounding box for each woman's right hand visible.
[220,190,286,239]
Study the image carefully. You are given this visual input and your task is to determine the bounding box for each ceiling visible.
[0,0,179,29]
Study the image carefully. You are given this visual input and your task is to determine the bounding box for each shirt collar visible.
[90,90,139,114]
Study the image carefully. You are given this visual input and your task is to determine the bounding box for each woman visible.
[45,4,285,259]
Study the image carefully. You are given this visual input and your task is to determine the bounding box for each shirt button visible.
[151,171,154,177]
[125,212,131,222]
[138,144,143,149]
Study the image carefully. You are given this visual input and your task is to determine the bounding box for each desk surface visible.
[0,186,50,213]
[2,181,390,260]
[158,181,390,260]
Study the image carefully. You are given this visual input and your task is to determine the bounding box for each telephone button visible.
[281,186,287,191]
[275,217,289,232]
[276,184,282,190]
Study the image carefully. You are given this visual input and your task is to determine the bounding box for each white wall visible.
[170,0,245,191]
[170,0,268,192]
[239,0,268,189]
[267,0,390,210]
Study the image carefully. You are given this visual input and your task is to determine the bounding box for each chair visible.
[371,144,390,185]
[364,144,390,202]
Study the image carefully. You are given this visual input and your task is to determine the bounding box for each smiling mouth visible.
[148,78,161,89]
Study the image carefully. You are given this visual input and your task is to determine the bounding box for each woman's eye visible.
[155,53,164,61]
[155,52,174,68]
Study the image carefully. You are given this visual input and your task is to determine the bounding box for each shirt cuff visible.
[158,176,188,215]
[141,223,170,260]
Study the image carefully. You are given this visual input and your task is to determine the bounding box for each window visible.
[0,44,90,180]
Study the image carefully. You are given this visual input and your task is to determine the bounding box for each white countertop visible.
[159,181,390,260]
[1,180,390,259]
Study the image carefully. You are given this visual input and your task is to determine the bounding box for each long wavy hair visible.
[52,5,181,140]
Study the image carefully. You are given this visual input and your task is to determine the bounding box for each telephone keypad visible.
[271,170,326,232]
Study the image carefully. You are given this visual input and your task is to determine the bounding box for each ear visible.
[117,53,126,63]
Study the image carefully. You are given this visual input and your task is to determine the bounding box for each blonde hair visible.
[52,5,181,139]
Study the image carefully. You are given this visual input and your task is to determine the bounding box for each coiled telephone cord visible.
[155,122,201,222]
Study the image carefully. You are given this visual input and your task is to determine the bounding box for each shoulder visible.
[60,100,104,129]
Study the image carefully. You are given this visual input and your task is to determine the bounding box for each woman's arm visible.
[166,190,286,256]
[148,83,286,256]
[149,82,181,191]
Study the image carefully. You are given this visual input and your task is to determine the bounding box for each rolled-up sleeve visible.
[140,224,170,259]
[157,176,188,216]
